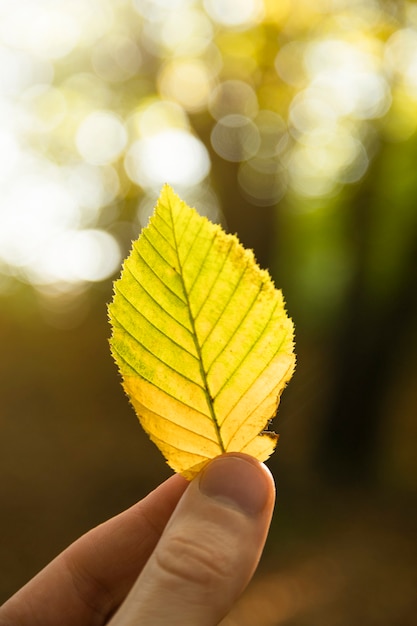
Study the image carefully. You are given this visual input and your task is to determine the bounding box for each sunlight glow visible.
[0,175,80,268]
[129,100,190,138]
[0,0,414,293]
[76,110,127,165]
[305,39,390,119]
[64,163,120,225]
[140,5,213,58]
[0,129,20,182]
[31,229,121,284]
[125,129,211,189]
[287,129,368,198]
[203,0,264,28]
[91,33,141,83]
[0,7,80,59]
[0,46,53,96]
[133,0,194,21]
[21,85,67,133]
[385,28,417,97]
[283,36,390,197]
[158,59,215,112]
[0,150,121,286]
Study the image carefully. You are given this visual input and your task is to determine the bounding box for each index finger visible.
[0,473,188,626]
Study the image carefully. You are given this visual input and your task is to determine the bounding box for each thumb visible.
[109,453,275,626]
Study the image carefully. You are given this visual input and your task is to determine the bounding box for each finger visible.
[109,453,276,626]
[0,473,188,626]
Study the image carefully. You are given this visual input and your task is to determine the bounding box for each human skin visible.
[0,453,275,626]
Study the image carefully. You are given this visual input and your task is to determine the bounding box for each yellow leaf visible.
[108,185,295,479]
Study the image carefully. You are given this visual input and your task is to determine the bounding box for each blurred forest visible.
[1,0,417,623]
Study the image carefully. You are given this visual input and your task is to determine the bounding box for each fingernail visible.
[198,454,272,516]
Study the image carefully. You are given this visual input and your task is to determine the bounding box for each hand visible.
[0,453,275,625]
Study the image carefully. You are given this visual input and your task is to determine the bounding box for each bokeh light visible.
[209,79,259,120]
[203,0,264,29]
[238,157,287,206]
[20,85,67,134]
[0,0,416,284]
[158,59,216,112]
[0,46,53,96]
[0,5,80,59]
[125,129,211,189]
[91,33,142,83]
[211,114,260,162]
[30,229,121,284]
[304,39,390,119]
[147,6,213,57]
[0,129,20,182]
[76,110,127,165]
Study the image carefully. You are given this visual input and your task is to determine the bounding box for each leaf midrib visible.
[167,200,226,454]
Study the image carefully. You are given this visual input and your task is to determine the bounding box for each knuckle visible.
[154,531,232,590]
[64,550,114,621]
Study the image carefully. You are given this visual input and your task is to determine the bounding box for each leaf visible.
[108,184,295,479]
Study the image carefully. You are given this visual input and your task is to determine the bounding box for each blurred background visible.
[1,0,416,622]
